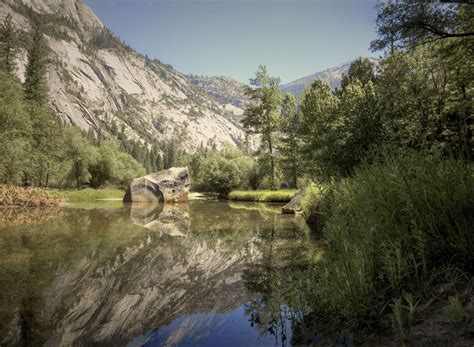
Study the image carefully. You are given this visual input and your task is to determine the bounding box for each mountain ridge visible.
[280,57,380,98]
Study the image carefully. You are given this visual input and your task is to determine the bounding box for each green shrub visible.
[312,151,473,329]
[197,154,242,196]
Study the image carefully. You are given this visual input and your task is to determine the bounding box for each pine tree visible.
[0,14,19,75]
[24,25,49,105]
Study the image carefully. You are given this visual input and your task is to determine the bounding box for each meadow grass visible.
[51,188,125,203]
[227,189,298,202]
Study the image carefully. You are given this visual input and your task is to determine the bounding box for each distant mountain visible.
[280,58,380,98]
[0,0,247,150]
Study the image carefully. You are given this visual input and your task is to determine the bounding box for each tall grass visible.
[308,151,473,330]
[228,189,298,202]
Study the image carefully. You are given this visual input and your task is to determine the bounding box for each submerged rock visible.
[123,167,190,203]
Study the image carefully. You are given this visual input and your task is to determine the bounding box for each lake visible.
[0,201,321,346]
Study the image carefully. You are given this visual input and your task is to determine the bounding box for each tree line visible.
[237,0,472,190]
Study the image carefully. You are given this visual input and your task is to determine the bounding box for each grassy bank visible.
[302,152,473,336]
[228,189,298,202]
[51,188,125,203]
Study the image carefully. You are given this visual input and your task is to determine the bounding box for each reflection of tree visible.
[243,216,320,346]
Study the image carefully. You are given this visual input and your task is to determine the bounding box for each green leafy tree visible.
[27,102,63,187]
[371,0,474,52]
[378,45,473,159]
[24,25,49,105]
[88,141,146,188]
[279,93,301,188]
[299,79,338,179]
[243,65,281,190]
[0,14,19,74]
[0,70,32,185]
[63,128,98,188]
[333,80,382,175]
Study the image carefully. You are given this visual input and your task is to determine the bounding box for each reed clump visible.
[0,186,61,207]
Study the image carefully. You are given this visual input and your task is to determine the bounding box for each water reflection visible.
[0,201,317,346]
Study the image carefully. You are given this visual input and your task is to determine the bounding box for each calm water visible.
[0,201,321,346]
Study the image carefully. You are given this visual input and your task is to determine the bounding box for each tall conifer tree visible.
[24,25,49,105]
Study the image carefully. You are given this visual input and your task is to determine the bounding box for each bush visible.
[197,154,242,196]
[193,146,258,194]
[310,151,473,329]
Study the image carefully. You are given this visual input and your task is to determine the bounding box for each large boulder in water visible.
[123,167,190,203]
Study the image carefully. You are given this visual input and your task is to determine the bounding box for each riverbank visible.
[227,189,298,202]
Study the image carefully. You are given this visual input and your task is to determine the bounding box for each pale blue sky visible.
[85,0,379,83]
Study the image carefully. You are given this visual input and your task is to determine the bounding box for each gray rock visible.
[123,167,190,203]
[282,190,304,214]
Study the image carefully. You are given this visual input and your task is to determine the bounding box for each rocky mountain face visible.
[188,59,380,111]
[187,75,249,112]
[280,57,380,98]
[0,0,246,150]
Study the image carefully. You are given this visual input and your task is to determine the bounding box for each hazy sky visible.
[84,0,379,83]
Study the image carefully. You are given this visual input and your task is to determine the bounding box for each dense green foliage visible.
[308,152,473,331]
[189,145,257,195]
